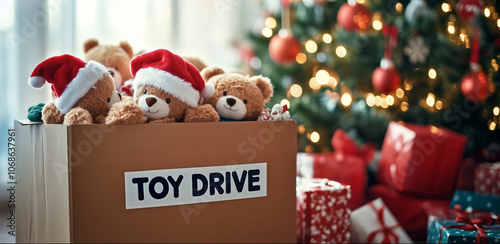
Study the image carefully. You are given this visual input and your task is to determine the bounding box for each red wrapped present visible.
[297,129,375,210]
[296,178,351,243]
[368,184,450,242]
[475,162,500,196]
[377,121,467,198]
[350,198,413,243]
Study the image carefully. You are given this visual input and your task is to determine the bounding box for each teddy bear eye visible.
[223,91,227,96]
[166,98,171,104]
[143,89,147,94]
[107,98,111,103]
[115,67,118,70]
[243,100,247,104]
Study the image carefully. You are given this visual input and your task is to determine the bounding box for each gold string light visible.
[262,27,273,38]
[309,77,321,90]
[316,70,330,85]
[442,3,451,12]
[265,17,277,29]
[401,101,409,112]
[305,40,318,53]
[296,53,307,64]
[310,131,320,143]
[335,46,347,58]
[290,84,303,97]
[366,93,375,107]
[396,88,404,98]
[322,33,332,43]
[341,93,352,107]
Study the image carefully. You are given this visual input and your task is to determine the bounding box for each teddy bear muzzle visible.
[137,94,170,120]
[216,95,247,120]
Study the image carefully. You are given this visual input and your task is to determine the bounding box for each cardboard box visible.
[15,120,297,243]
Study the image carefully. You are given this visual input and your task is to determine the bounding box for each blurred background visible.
[1,0,500,242]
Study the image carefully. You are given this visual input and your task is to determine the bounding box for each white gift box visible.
[350,198,413,243]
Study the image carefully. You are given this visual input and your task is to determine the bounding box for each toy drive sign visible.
[124,163,267,209]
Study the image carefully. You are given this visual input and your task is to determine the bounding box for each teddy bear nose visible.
[145,97,157,107]
[226,97,236,106]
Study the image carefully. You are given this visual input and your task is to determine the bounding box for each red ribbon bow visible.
[438,210,500,244]
[331,129,376,165]
[382,25,398,61]
[366,202,400,243]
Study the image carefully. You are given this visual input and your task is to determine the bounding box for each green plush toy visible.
[27,103,45,122]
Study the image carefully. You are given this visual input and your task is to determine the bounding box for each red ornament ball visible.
[456,0,484,21]
[372,61,401,94]
[337,2,372,32]
[461,70,493,102]
[268,30,301,64]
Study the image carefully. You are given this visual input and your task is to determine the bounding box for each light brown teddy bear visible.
[29,54,121,125]
[200,66,274,121]
[105,49,219,124]
[83,39,134,91]
[183,57,207,71]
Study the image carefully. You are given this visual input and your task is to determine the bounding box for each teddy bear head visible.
[29,54,119,124]
[201,66,274,121]
[130,49,215,122]
[83,39,134,90]
[134,84,188,121]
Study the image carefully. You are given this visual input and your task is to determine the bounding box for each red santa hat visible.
[28,54,108,114]
[131,49,215,108]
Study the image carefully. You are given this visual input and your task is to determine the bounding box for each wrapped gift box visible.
[368,184,450,242]
[377,121,467,198]
[350,197,413,243]
[296,178,351,243]
[16,120,297,243]
[297,129,374,210]
[450,190,500,214]
[427,210,500,243]
[475,162,500,196]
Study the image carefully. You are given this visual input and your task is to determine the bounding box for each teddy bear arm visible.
[41,101,64,124]
[64,107,93,125]
[184,104,220,123]
[105,99,147,125]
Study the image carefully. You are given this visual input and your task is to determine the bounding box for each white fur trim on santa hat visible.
[133,67,200,108]
[55,61,107,114]
[201,82,215,98]
[29,76,46,88]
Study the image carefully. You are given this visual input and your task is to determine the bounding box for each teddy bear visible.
[105,49,219,124]
[83,39,135,92]
[28,54,121,125]
[200,66,274,121]
[183,57,207,71]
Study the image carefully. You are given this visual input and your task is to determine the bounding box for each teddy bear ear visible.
[251,75,274,103]
[200,66,225,81]
[83,39,99,53]
[119,41,134,59]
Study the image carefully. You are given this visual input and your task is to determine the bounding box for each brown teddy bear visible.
[183,57,207,71]
[105,49,219,124]
[200,66,274,121]
[83,39,134,91]
[29,54,121,125]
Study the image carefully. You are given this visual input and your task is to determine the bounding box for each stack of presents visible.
[297,121,500,243]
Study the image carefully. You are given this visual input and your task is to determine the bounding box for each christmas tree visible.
[245,0,500,153]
